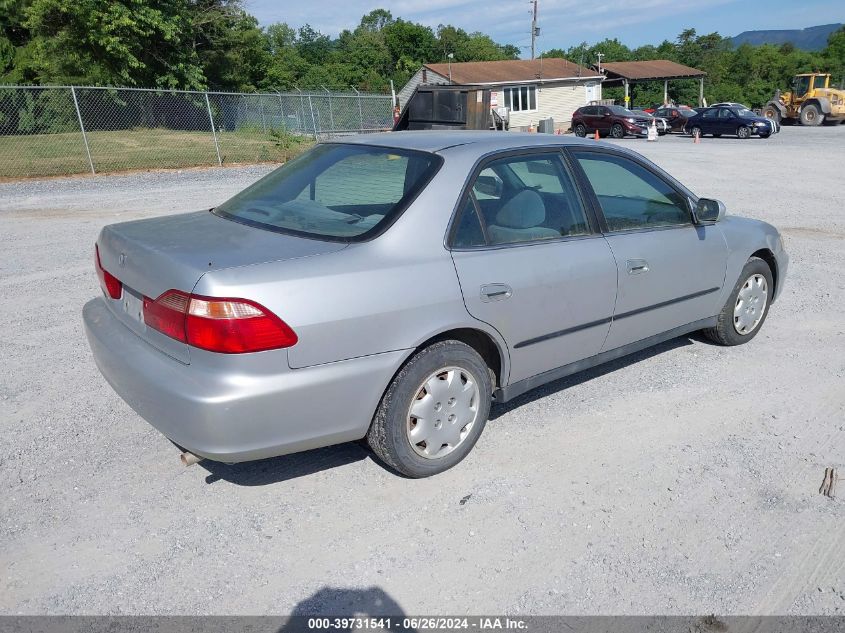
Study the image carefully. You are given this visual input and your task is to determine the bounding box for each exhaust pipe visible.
[180,451,204,467]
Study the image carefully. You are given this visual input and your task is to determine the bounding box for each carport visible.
[600,60,707,107]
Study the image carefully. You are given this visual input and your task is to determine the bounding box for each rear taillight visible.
[142,291,297,354]
[142,290,190,342]
[95,245,122,299]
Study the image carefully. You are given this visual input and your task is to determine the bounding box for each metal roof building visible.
[599,60,707,106]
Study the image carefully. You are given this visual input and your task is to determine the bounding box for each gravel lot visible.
[1,127,843,616]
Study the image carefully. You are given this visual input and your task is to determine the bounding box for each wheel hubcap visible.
[407,367,480,460]
[733,274,768,335]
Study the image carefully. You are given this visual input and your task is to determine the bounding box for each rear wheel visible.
[610,123,625,139]
[574,123,587,137]
[736,126,751,139]
[690,125,703,138]
[366,341,492,478]
[763,105,781,124]
[800,104,823,126]
[704,257,773,346]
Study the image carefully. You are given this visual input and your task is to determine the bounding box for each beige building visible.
[398,58,604,131]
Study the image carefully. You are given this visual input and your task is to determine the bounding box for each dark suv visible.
[571,105,666,139]
[684,106,777,139]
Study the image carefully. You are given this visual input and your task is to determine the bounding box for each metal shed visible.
[600,60,707,107]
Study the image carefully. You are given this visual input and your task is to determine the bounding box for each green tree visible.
[22,0,209,87]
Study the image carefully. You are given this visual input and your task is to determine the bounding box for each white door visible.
[585,82,599,104]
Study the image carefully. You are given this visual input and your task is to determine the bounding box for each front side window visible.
[572,151,691,232]
[452,153,590,247]
[794,76,810,97]
[503,85,537,112]
[214,144,440,241]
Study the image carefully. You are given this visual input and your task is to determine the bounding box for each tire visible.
[690,125,703,138]
[574,123,587,137]
[763,106,782,124]
[737,126,751,139]
[366,341,493,478]
[703,257,773,346]
[610,123,625,139]
[800,104,823,126]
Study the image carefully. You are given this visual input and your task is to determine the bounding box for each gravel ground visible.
[1,126,843,616]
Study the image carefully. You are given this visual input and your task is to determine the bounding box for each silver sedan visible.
[84,132,788,477]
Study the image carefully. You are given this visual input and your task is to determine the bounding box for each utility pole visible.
[530,0,539,60]
[596,52,604,74]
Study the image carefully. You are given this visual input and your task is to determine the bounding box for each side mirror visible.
[694,198,726,223]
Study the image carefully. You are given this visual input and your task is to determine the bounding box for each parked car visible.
[572,105,667,138]
[84,132,788,477]
[641,103,693,114]
[711,102,751,109]
[685,106,779,139]
[653,105,698,132]
[636,111,671,134]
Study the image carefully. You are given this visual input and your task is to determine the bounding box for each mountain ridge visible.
[730,23,843,51]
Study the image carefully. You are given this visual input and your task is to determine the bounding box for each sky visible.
[245,0,843,54]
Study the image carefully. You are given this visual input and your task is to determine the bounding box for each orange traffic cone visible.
[593,129,600,140]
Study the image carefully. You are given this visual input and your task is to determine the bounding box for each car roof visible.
[335,130,599,154]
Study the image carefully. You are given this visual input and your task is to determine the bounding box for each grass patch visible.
[0,127,313,178]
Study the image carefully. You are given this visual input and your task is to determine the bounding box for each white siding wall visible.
[501,81,592,131]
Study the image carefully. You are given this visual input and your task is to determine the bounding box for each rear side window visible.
[452,153,591,248]
[214,144,441,241]
[572,151,691,231]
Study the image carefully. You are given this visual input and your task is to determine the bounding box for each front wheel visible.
[610,123,625,139]
[763,106,782,124]
[367,341,492,478]
[704,257,773,346]
[737,126,751,139]
[690,126,703,138]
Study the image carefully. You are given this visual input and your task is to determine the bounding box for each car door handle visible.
[626,259,650,274]
[480,283,512,302]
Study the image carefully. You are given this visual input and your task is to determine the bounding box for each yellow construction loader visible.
[763,73,845,126]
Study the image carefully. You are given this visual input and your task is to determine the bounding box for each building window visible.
[502,85,537,112]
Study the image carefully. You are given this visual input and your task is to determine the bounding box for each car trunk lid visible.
[96,210,347,363]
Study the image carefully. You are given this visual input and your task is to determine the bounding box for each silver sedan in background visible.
[84,132,788,477]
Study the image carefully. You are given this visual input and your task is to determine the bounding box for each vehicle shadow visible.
[276,586,415,632]
[200,441,370,486]
[489,333,701,420]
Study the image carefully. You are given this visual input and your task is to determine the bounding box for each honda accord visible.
[84,132,788,477]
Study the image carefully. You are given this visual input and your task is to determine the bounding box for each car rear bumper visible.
[84,297,407,462]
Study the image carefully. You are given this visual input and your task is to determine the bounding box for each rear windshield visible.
[214,143,441,241]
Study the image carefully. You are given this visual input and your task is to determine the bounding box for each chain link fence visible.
[0,85,394,179]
